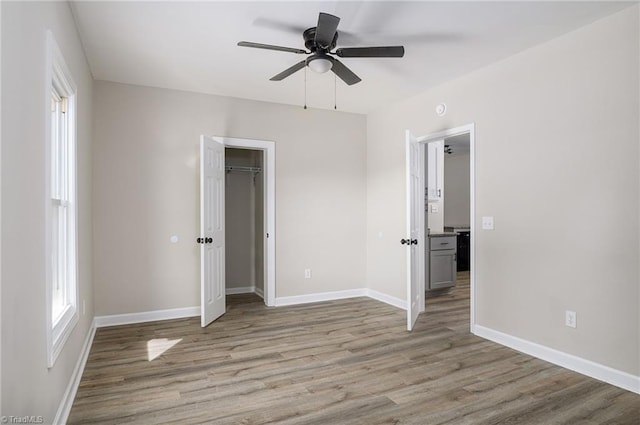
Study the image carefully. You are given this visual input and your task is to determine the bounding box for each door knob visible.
[401,239,410,245]
[205,237,213,244]
[411,239,418,245]
[196,237,203,244]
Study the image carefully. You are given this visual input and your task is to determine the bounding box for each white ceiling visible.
[70,1,633,114]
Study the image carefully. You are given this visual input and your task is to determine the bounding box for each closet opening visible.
[225,147,265,305]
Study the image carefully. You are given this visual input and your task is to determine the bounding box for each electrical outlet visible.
[565,310,577,328]
[482,216,494,230]
[304,269,312,279]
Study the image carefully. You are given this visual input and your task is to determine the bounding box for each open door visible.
[406,130,424,330]
[200,135,226,327]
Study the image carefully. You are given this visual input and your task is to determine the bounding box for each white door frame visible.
[212,136,276,307]
[409,123,476,330]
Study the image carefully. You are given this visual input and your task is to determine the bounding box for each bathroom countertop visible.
[444,226,471,233]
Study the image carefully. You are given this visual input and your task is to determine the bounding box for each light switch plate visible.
[565,310,577,328]
[482,216,494,230]
[431,204,439,213]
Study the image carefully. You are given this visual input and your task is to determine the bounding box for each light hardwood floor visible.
[69,273,640,424]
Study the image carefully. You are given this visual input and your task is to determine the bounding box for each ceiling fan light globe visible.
[308,57,333,73]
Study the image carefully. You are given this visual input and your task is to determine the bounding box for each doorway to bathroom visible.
[405,124,476,331]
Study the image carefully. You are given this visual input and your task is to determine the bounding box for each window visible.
[46,32,78,367]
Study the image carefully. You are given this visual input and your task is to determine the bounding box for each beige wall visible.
[225,169,254,289]
[444,153,471,227]
[93,81,367,315]
[366,6,639,375]
[1,1,94,419]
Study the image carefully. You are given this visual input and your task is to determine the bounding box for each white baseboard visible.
[366,289,407,310]
[274,288,408,311]
[94,288,397,328]
[94,290,403,328]
[275,288,368,307]
[94,306,200,328]
[473,325,640,394]
[226,286,255,295]
[53,320,96,425]
[255,286,264,299]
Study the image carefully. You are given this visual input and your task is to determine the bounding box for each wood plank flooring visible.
[69,273,640,424]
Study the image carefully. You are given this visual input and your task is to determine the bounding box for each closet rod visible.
[225,165,262,173]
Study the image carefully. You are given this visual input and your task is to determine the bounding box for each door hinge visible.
[266,233,270,238]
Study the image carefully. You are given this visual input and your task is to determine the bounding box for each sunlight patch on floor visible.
[147,338,182,361]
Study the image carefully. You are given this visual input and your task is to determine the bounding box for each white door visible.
[406,130,424,330]
[200,135,226,327]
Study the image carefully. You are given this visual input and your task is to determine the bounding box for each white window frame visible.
[45,31,78,368]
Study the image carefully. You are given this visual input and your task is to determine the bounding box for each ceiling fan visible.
[238,12,405,86]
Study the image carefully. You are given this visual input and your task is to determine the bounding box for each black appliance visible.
[456,231,470,271]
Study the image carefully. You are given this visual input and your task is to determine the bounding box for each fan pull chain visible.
[334,74,337,110]
[304,66,307,110]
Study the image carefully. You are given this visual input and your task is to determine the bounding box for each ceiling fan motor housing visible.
[303,27,338,52]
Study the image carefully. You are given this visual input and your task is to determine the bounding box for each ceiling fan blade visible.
[328,57,361,86]
[315,12,340,49]
[270,60,307,81]
[252,17,307,35]
[238,41,306,55]
[335,46,405,58]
